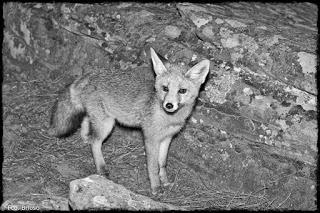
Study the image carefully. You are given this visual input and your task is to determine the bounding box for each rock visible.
[225,19,247,28]
[297,52,316,75]
[202,25,215,38]
[165,25,181,39]
[69,175,184,210]
[176,4,212,28]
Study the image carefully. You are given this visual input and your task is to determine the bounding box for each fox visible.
[49,47,210,195]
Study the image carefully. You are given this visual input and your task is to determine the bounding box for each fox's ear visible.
[150,47,168,76]
[185,59,210,84]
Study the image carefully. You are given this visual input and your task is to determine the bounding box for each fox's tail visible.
[48,84,86,137]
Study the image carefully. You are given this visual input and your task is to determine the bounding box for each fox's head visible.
[150,47,210,114]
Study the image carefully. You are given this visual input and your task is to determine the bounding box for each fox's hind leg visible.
[81,114,115,176]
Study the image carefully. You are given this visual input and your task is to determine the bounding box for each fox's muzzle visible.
[163,101,179,113]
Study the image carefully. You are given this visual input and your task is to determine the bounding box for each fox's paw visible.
[97,166,110,177]
[163,182,174,189]
[151,186,164,197]
[47,128,57,137]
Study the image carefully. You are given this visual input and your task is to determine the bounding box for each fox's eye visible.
[162,86,169,92]
[178,88,187,94]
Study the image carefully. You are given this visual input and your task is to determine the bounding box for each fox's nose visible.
[163,102,177,113]
[165,103,173,109]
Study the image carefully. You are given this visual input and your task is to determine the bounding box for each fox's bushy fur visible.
[49,48,210,195]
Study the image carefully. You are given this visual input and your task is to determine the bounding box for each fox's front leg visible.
[158,137,173,187]
[144,136,161,195]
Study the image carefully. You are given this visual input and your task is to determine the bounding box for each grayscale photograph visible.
[1,2,317,210]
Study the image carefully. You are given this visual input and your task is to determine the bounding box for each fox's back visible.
[76,65,156,126]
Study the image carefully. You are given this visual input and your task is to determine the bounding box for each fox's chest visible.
[147,106,190,138]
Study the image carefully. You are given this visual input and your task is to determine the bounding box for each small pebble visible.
[233,67,241,72]
[165,25,181,39]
